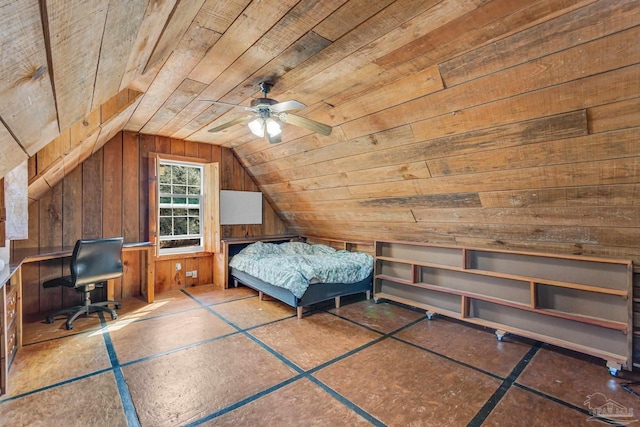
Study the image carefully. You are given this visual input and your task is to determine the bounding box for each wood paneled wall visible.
[229,1,640,267]
[13,132,289,315]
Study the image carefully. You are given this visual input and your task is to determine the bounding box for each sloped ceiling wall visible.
[1,1,639,261]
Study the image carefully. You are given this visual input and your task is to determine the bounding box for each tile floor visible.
[1,285,640,426]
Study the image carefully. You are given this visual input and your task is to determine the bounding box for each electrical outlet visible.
[186,271,193,277]
[176,263,181,271]
[192,270,197,278]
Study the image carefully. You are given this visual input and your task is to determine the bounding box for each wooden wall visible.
[228,1,640,267]
[13,132,289,315]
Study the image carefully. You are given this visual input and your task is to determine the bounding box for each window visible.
[158,160,203,253]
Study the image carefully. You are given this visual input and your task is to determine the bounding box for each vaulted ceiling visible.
[2,0,640,260]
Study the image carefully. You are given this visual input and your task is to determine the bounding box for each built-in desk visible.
[0,241,155,395]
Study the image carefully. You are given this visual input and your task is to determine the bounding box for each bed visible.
[228,241,374,318]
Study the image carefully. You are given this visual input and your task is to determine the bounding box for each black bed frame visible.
[226,237,372,318]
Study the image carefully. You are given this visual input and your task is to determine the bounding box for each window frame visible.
[157,159,204,254]
[148,153,220,258]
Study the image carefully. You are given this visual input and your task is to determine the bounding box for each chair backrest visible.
[70,237,124,287]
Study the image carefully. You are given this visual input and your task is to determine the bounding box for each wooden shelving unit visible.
[374,240,633,374]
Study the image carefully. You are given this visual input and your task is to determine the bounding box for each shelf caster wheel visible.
[374,298,380,304]
[45,317,54,324]
[606,361,621,377]
[495,329,507,341]
[426,311,437,320]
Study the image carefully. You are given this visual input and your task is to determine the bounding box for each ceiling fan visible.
[203,82,332,144]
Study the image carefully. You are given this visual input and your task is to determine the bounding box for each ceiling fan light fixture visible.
[265,118,281,136]
[248,118,264,137]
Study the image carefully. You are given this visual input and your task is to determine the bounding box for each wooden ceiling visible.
[2,0,640,260]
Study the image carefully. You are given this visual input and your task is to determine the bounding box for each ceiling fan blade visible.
[270,100,306,113]
[201,100,253,111]
[278,113,332,136]
[208,115,254,133]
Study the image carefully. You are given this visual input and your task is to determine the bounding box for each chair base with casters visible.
[44,281,121,330]
[42,237,125,330]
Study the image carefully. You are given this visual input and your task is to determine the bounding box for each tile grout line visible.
[97,312,142,427]
[180,288,388,426]
[466,341,543,427]
[513,382,627,427]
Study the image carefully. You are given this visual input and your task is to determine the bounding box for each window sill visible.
[155,251,213,261]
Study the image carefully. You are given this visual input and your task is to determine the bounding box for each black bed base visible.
[230,268,372,319]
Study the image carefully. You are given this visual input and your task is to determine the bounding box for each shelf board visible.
[374,292,461,320]
[376,274,627,332]
[376,256,627,297]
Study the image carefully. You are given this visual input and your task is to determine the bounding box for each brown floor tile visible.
[314,339,501,426]
[22,311,103,345]
[3,332,111,398]
[330,299,425,333]
[249,312,381,370]
[184,284,258,305]
[116,289,201,321]
[0,371,127,426]
[482,386,587,427]
[396,318,533,377]
[202,378,371,426]
[122,334,296,426]
[517,348,640,420]
[213,296,295,329]
[109,307,236,363]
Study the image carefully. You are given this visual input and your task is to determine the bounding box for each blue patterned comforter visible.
[228,241,374,298]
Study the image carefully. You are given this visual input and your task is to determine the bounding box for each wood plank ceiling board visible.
[410,206,640,228]
[90,0,148,111]
[188,0,301,85]
[0,0,59,155]
[342,24,640,141]
[128,0,249,134]
[126,24,221,132]
[427,127,640,178]
[275,0,474,107]
[93,95,143,154]
[167,0,346,140]
[410,64,640,143]
[119,0,178,91]
[143,0,207,74]
[140,78,207,135]
[252,111,589,187]
[0,123,28,180]
[439,0,640,87]
[46,0,109,130]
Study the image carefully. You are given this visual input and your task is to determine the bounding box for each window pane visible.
[188,209,199,217]
[173,197,187,204]
[174,185,186,195]
[188,197,200,205]
[188,218,200,234]
[160,238,201,249]
[160,208,172,217]
[159,184,172,194]
[160,217,172,236]
[159,165,172,183]
[173,166,186,184]
[160,196,171,204]
[187,168,201,187]
[187,186,201,195]
[174,217,187,235]
[174,208,187,216]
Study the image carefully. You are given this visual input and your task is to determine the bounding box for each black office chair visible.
[43,237,124,330]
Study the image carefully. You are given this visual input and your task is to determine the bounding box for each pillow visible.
[278,241,314,255]
[237,241,282,256]
[311,244,337,255]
